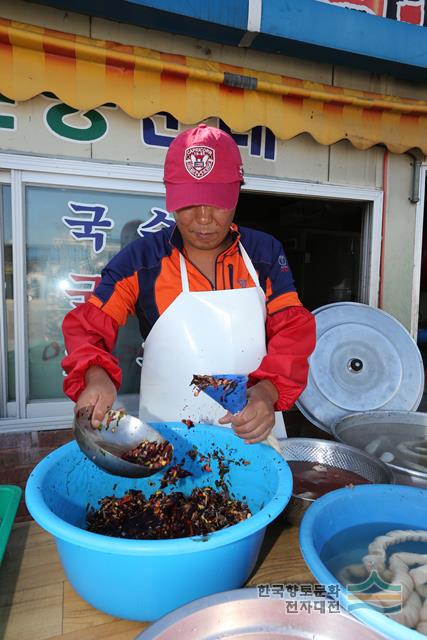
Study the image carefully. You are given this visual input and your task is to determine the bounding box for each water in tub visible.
[321,523,427,635]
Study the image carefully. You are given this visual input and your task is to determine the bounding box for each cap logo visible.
[184,145,215,180]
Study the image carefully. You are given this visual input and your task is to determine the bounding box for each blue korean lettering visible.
[250,126,262,157]
[141,112,180,148]
[62,202,114,253]
[248,125,276,160]
[264,127,276,160]
[137,208,175,236]
[141,113,276,160]
[218,119,249,147]
[219,119,275,161]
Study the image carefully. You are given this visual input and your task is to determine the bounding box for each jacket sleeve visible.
[61,303,122,402]
[61,240,141,402]
[248,306,316,411]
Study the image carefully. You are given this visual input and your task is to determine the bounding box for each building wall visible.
[0,95,385,183]
[382,153,418,327]
[0,0,423,330]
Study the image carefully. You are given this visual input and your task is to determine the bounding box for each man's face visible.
[174,205,235,252]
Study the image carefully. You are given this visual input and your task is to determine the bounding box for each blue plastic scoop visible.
[191,374,283,454]
[191,374,248,414]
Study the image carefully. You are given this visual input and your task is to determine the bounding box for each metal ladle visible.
[73,406,173,478]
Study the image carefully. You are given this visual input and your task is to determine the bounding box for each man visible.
[62,124,315,443]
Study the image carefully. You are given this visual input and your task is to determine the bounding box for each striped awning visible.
[1,17,427,154]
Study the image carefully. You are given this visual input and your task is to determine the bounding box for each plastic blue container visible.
[299,484,427,640]
[25,423,292,621]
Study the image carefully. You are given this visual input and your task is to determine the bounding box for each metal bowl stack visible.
[280,438,394,525]
[333,410,427,488]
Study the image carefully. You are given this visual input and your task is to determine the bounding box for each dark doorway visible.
[235,192,365,311]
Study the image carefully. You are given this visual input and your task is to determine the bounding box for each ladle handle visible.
[265,434,283,456]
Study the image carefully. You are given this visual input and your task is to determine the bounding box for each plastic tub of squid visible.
[25,422,292,622]
[299,484,427,640]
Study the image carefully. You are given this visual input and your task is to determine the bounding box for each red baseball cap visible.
[164,124,244,212]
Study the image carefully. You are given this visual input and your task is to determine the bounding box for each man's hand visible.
[218,379,278,443]
[75,366,117,428]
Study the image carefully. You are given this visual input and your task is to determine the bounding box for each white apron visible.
[138,243,286,439]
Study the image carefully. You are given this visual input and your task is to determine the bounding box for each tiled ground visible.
[1,429,73,522]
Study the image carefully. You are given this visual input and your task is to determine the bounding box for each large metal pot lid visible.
[296,302,425,432]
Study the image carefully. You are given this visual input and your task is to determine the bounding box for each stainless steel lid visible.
[296,302,424,432]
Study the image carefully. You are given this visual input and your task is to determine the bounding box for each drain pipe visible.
[378,148,388,309]
[407,149,424,204]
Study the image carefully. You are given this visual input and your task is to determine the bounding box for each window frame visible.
[0,153,383,432]
[0,172,11,419]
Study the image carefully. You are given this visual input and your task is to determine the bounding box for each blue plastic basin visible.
[299,484,427,640]
[25,423,292,621]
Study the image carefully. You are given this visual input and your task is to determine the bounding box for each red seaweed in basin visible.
[25,423,292,621]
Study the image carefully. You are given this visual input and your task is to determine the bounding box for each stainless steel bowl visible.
[73,405,172,478]
[333,410,427,488]
[280,438,394,525]
[136,588,386,639]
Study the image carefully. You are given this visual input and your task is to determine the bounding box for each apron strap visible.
[238,242,262,289]
[179,253,190,292]
[238,242,266,308]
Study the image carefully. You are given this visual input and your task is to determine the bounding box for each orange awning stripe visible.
[1,17,427,154]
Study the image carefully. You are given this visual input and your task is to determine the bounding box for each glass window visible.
[2,185,14,402]
[25,186,165,401]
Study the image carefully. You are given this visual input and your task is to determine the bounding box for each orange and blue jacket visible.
[61,223,316,409]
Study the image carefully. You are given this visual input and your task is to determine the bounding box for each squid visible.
[340,529,427,633]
